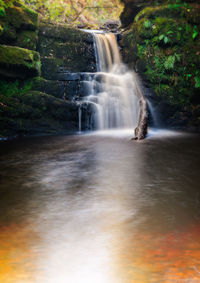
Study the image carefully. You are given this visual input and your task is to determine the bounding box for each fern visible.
[194,76,200,88]
[164,55,175,70]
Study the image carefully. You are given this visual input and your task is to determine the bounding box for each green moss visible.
[0,1,38,50]
[0,22,4,35]
[16,30,38,50]
[39,22,87,42]
[0,79,33,98]
[0,45,40,78]
[0,89,78,137]
[32,77,64,98]
[38,23,95,78]
[6,4,38,31]
[122,3,200,108]
[40,57,63,80]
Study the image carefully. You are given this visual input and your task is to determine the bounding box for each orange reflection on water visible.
[117,224,200,282]
[0,223,39,283]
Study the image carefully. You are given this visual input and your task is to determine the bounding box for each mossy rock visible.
[40,44,95,79]
[5,4,38,31]
[39,22,92,42]
[39,39,87,60]
[0,45,41,79]
[32,77,65,99]
[121,2,200,129]
[16,30,38,50]
[0,1,38,49]
[38,21,96,78]
[120,0,166,27]
[0,90,78,137]
[40,57,63,80]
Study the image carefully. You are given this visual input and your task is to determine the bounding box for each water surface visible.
[0,130,200,282]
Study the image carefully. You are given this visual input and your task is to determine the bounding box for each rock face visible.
[120,0,195,28]
[0,91,78,137]
[0,2,38,48]
[38,22,96,80]
[121,2,200,131]
[120,0,164,28]
[0,1,96,138]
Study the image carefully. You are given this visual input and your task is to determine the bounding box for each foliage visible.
[0,80,33,98]
[20,0,123,27]
[144,20,151,29]
[194,76,200,88]
[192,25,198,40]
[123,2,200,108]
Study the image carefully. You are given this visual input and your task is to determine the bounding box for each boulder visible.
[16,31,38,50]
[101,20,120,32]
[0,45,41,79]
[0,2,38,48]
[0,91,79,137]
[5,4,38,31]
[32,77,66,99]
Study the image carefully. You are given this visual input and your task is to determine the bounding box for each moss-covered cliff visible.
[121,2,200,130]
[0,1,95,138]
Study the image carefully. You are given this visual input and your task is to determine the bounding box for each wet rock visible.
[134,98,148,140]
[56,72,81,81]
[101,20,120,32]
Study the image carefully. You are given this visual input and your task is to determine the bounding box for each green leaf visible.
[164,55,175,70]
[194,76,200,88]
[144,20,151,29]
[175,53,181,62]
[159,34,164,40]
[164,36,169,44]
[192,26,198,39]
[0,7,6,17]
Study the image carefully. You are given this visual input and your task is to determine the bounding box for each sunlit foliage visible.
[21,0,123,27]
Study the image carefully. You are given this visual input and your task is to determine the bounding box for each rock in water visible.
[134,98,148,140]
[101,20,120,32]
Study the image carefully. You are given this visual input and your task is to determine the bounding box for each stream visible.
[0,129,200,282]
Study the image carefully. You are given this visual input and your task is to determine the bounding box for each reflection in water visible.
[0,131,200,282]
[0,223,40,283]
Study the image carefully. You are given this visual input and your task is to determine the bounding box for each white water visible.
[82,32,141,130]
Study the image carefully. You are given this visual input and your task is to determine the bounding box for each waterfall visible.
[83,32,141,130]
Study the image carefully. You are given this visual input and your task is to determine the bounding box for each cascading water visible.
[81,32,142,131]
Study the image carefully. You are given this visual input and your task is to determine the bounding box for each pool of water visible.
[0,129,200,282]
